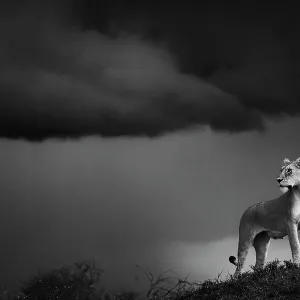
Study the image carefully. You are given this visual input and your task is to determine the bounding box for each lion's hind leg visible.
[253,231,271,269]
[235,238,253,275]
[234,224,260,275]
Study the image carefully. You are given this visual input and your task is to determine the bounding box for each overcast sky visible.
[1,0,300,295]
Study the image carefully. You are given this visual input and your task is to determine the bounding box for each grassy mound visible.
[1,259,300,299]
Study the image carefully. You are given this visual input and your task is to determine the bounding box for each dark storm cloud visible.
[0,1,265,141]
[85,3,300,115]
[2,1,300,140]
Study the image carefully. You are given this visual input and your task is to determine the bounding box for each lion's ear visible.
[283,158,291,166]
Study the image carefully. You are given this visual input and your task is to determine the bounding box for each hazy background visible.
[1,0,300,295]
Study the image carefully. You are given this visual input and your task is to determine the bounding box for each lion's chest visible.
[289,198,300,221]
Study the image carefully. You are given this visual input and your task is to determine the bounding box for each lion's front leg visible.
[286,219,300,264]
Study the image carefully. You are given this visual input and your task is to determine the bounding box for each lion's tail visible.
[229,256,238,266]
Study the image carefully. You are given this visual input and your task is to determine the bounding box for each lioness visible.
[229,157,300,275]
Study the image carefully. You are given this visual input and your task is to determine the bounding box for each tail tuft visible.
[229,256,237,266]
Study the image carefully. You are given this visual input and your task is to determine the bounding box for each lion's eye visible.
[286,169,292,174]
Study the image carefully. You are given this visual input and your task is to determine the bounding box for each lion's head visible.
[277,158,300,192]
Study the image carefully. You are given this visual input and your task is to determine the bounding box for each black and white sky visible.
[1,0,300,294]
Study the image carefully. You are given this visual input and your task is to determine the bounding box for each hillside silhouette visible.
[1,258,300,299]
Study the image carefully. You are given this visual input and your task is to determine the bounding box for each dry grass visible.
[1,259,300,299]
